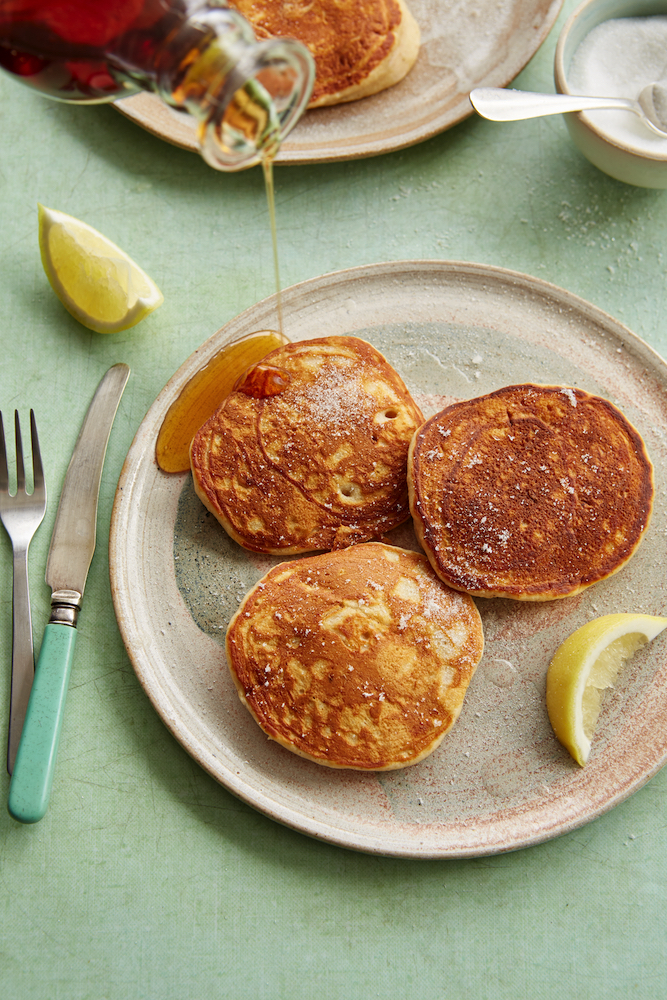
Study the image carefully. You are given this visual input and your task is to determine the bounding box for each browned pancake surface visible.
[190,336,424,553]
[409,384,654,600]
[226,543,484,769]
[230,0,419,106]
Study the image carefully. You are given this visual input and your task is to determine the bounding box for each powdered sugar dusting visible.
[297,363,373,426]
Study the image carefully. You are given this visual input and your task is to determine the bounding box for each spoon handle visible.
[470,88,635,122]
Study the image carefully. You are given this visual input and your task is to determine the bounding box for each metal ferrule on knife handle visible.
[8,364,130,824]
[49,589,83,627]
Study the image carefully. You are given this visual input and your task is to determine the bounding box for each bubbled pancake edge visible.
[226,542,484,770]
[308,0,421,108]
[408,383,654,602]
[230,0,420,108]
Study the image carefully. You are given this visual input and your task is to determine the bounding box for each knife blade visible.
[8,363,130,824]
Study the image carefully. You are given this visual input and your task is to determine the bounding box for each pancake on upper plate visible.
[230,0,420,107]
[226,542,484,769]
[190,336,424,554]
[408,384,654,601]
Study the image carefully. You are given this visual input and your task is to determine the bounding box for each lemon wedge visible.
[546,613,667,766]
[38,204,163,333]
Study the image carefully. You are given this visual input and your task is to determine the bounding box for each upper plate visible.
[114,0,564,164]
[110,260,667,858]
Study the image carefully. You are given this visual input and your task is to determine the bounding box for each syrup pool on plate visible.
[156,329,289,473]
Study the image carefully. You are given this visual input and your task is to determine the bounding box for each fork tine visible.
[14,411,25,493]
[30,410,45,497]
[0,413,7,492]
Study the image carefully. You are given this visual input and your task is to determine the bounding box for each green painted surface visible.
[1,1,666,995]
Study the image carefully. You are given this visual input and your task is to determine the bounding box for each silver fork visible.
[0,411,47,774]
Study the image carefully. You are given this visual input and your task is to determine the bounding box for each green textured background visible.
[1,2,667,996]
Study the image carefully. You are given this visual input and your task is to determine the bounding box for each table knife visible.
[8,363,130,824]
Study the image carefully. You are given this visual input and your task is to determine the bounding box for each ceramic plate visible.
[110,260,667,857]
[114,0,563,164]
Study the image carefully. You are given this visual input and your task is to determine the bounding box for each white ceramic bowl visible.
[555,0,667,187]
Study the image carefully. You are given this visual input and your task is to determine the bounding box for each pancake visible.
[190,336,424,554]
[226,542,484,769]
[230,0,420,107]
[408,384,654,601]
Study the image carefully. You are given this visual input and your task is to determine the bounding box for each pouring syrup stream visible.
[155,148,289,473]
[262,148,284,337]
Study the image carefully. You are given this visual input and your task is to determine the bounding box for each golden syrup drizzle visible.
[262,149,283,336]
[155,329,289,473]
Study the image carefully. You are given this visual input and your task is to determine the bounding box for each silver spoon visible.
[470,84,667,136]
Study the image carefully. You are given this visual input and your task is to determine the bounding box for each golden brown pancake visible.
[226,542,484,769]
[190,336,424,554]
[409,384,654,601]
[230,0,421,107]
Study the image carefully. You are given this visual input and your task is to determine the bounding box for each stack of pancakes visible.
[189,342,654,769]
[230,0,421,106]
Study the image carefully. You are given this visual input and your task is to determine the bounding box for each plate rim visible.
[114,0,565,164]
[110,258,667,857]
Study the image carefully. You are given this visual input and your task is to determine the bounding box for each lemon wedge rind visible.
[38,203,163,334]
[546,613,667,767]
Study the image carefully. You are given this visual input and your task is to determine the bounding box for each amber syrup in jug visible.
[0,0,314,170]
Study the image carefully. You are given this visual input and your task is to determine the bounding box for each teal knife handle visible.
[8,623,77,824]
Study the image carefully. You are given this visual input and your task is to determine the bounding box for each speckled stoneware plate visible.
[114,0,563,164]
[110,260,667,858]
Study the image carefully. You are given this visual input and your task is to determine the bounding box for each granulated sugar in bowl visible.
[555,0,667,187]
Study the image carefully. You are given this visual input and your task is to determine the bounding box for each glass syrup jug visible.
[0,0,315,170]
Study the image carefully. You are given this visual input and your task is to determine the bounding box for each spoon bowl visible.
[637,82,667,134]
